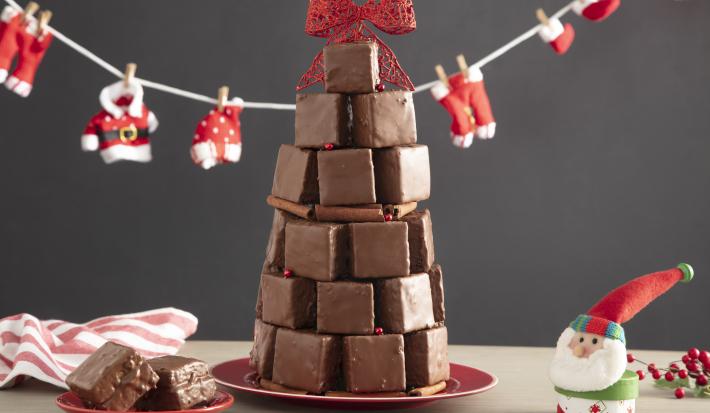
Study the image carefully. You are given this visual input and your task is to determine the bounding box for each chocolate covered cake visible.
[250,38,449,396]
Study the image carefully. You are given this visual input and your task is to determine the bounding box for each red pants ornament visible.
[0,6,52,97]
[572,0,621,22]
[81,80,159,164]
[191,99,243,170]
[431,67,495,149]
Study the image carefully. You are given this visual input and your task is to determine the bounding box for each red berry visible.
[374,327,383,336]
[648,363,657,372]
[384,213,393,222]
[627,353,635,363]
[699,350,710,364]
[283,268,293,278]
[678,369,688,379]
[688,348,700,360]
[665,372,675,382]
[670,363,680,371]
[682,355,691,364]
[376,83,385,92]
[687,362,699,372]
[636,370,645,380]
[675,388,685,399]
[652,370,662,380]
[324,143,334,151]
[697,375,709,386]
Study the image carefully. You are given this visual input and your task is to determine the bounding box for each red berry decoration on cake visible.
[384,213,393,222]
[324,143,334,151]
[283,268,293,278]
[374,327,384,336]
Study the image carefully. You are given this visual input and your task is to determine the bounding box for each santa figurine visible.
[81,78,158,164]
[550,263,694,413]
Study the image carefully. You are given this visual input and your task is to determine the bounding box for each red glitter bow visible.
[297,0,416,91]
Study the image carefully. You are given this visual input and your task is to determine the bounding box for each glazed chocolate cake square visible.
[249,319,278,379]
[401,209,435,273]
[272,329,342,394]
[375,273,435,334]
[284,220,349,281]
[342,335,406,393]
[351,222,409,278]
[295,93,350,148]
[404,326,450,387]
[65,341,159,411]
[324,41,379,94]
[317,149,376,206]
[271,144,319,204]
[260,272,316,329]
[264,209,296,271]
[427,264,446,323]
[351,91,417,148]
[138,356,216,411]
[373,145,431,204]
[317,281,374,335]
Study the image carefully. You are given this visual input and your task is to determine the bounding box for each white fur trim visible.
[5,76,32,97]
[0,69,7,84]
[557,395,635,413]
[538,18,565,43]
[81,134,99,152]
[431,81,450,101]
[226,97,244,108]
[200,158,218,170]
[99,80,144,119]
[147,111,159,133]
[476,122,496,140]
[1,6,17,22]
[100,144,152,164]
[451,132,473,149]
[190,141,217,164]
[466,66,483,82]
[549,328,627,392]
[572,0,599,16]
[223,143,242,163]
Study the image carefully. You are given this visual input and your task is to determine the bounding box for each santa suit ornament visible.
[81,80,159,164]
[190,98,243,170]
[0,6,53,97]
[538,17,575,55]
[572,0,621,22]
[549,263,695,413]
[431,67,496,149]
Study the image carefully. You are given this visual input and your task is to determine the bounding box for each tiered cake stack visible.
[249,41,449,396]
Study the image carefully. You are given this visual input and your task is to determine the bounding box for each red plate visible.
[212,357,497,410]
[55,389,234,413]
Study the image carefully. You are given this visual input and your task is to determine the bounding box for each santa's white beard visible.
[549,328,627,392]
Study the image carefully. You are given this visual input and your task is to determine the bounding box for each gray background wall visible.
[1,0,708,350]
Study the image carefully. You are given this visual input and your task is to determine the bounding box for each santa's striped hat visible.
[569,263,694,344]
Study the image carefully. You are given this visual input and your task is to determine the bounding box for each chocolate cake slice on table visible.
[65,341,159,411]
[249,3,449,395]
[137,355,216,411]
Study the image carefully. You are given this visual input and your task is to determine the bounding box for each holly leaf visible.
[654,379,678,389]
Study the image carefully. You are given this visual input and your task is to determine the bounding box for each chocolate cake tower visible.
[250,41,449,395]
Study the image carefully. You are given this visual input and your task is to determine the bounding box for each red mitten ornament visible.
[190,99,243,170]
[0,6,21,83]
[431,67,496,149]
[572,0,621,22]
[538,17,575,55]
[81,80,159,164]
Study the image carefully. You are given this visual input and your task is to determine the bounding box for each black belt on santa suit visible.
[98,127,150,144]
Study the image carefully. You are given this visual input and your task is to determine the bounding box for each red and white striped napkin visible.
[0,308,198,389]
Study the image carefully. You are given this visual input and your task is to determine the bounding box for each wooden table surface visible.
[1,341,706,412]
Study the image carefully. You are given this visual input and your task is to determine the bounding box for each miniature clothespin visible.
[217,86,229,112]
[22,1,39,23]
[123,63,137,88]
[536,8,550,26]
[38,10,52,36]
[434,64,449,89]
[455,54,476,126]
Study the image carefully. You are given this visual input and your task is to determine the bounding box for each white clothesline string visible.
[4,0,576,110]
